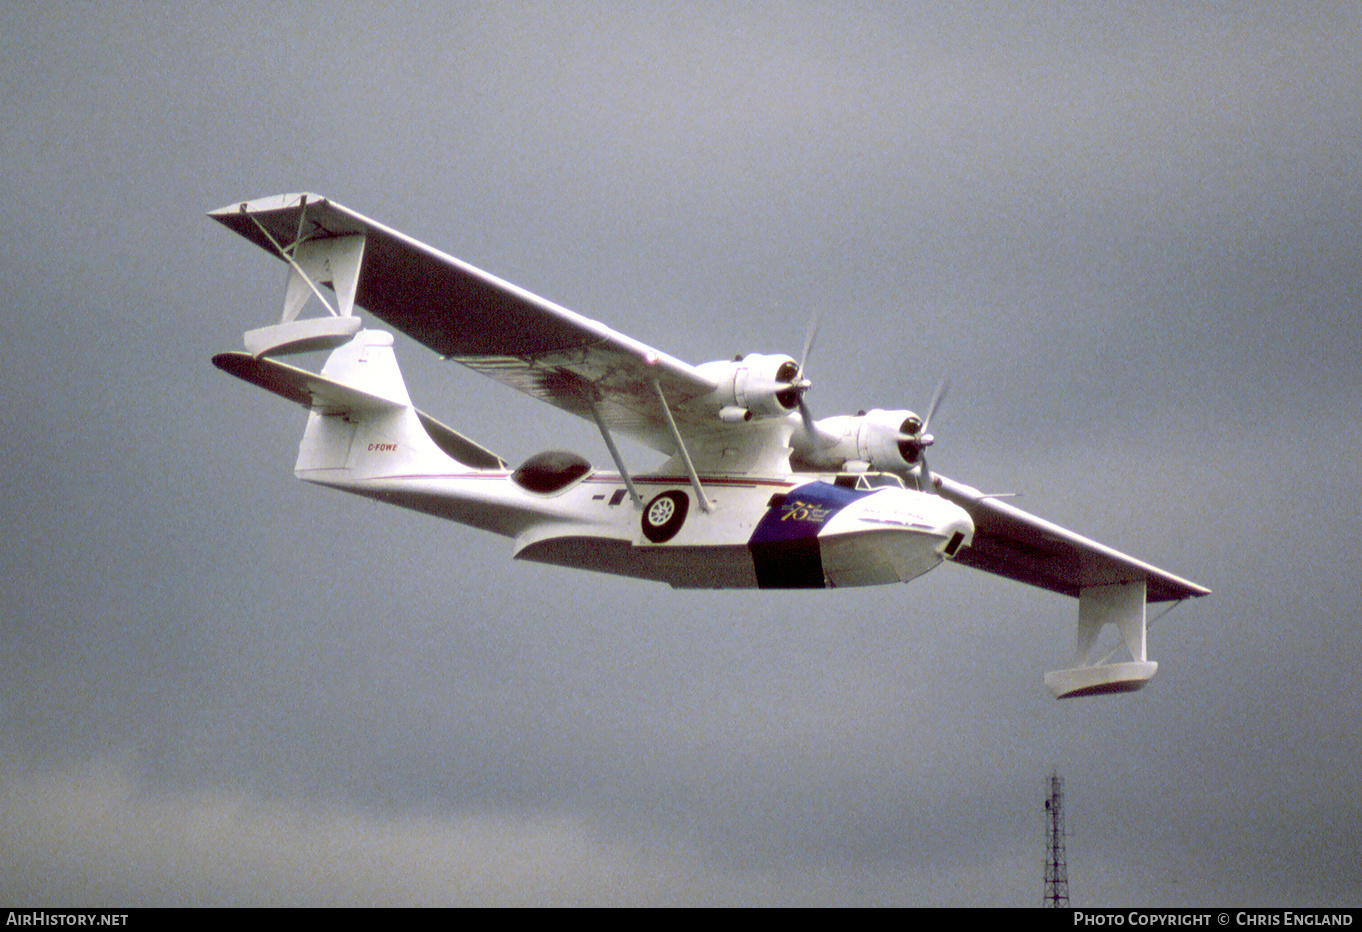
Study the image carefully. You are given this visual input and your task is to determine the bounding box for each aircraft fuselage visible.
[305,467,975,590]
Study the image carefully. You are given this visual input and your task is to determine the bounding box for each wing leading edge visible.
[212,194,1208,605]
[934,474,1209,603]
[210,193,763,467]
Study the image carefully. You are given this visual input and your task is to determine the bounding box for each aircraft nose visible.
[929,496,975,555]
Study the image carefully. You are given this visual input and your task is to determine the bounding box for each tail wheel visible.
[642,491,689,543]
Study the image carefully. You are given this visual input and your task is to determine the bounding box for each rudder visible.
[296,330,448,479]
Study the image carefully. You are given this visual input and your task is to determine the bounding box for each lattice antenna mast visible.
[1044,771,1071,907]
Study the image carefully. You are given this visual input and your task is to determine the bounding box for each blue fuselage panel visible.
[748,481,870,588]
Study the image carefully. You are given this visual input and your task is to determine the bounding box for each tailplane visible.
[213,329,506,480]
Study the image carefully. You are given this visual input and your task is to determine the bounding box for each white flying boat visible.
[211,193,1208,698]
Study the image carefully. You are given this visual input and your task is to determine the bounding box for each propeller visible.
[777,311,947,485]
[793,312,821,436]
[750,313,821,433]
[906,379,948,493]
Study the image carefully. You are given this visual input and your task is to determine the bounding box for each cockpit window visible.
[833,472,906,491]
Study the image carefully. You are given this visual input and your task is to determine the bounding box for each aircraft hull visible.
[307,470,974,590]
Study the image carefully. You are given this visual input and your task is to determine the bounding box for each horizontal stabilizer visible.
[213,352,506,469]
[214,351,401,414]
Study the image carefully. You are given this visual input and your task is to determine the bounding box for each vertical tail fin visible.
[213,329,506,482]
[295,330,446,479]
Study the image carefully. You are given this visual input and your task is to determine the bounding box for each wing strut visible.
[238,196,365,357]
[587,399,643,510]
[651,379,714,513]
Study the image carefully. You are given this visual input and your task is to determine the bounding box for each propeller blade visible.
[922,379,949,435]
[917,452,936,494]
[798,396,819,439]
[911,380,948,493]
[798,311,821,376]
[791,311,825,439]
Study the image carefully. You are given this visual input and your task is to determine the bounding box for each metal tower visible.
[1044,771,1070,907]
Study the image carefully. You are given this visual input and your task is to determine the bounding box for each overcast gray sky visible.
[2,1,1359,907]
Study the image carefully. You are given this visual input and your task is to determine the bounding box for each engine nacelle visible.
[791,408,926,473]
[696,353,803,421]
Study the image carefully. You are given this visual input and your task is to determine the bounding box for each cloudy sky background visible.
[2,1,1358,906]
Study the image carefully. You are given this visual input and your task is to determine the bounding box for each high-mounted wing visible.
[935,474,1209,603]
[211,193,788,474]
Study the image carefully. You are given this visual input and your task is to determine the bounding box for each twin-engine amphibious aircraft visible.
[212,193,1208,698]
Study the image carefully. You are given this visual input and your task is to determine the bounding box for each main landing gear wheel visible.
[642,491,689,543]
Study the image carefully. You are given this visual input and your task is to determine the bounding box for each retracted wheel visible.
[642,491,689,543]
